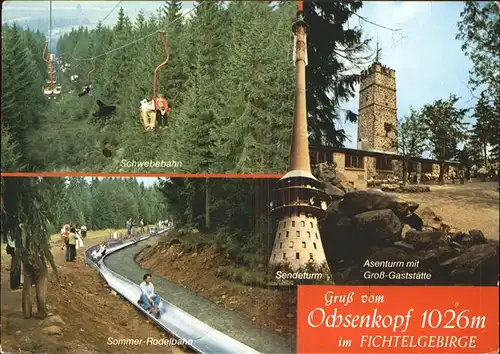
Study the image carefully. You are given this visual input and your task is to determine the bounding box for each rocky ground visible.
[0,233,186,354]
[380,184,431,193]
[314,163,499,286]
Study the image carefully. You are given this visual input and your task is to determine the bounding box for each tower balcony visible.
[270,203,327,220]
[270,170,331,220]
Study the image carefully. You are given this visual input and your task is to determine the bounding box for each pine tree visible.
[397,108,427,184]
[469,92,494,167]
[456,1,499,101]
[1,24,46,169]
[212,1,294,173]
[420,95,469,184]
[163,0,184,29]
[303,1,371,146]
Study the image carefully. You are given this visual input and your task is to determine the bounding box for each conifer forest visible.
[2,0,370,174]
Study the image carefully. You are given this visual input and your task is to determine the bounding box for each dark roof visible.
[310,145,460,165]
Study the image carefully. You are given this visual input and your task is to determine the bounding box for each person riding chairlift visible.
[139,96,170,130]
[79,84,93,97]
[140,97,156,130]
[155,96,170,130]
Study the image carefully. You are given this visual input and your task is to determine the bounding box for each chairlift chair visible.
[42,41,56,100]
[80,59,95,96]
[139,31,170,131]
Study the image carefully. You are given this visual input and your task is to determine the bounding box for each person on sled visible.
[139,273,161,315]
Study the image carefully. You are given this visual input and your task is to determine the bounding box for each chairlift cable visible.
[69,1,203,62]
[70,30,160,61]
[59,0,121,61]
[101,1,122,24]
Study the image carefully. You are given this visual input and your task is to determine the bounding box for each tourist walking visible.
[80,225,88,238]
[140,218,145,234]
[61,224,70,261]
[74,224,84,249]
[68,227,77,262]
[126,218,132,236]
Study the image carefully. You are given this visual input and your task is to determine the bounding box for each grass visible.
[1,228,130,253]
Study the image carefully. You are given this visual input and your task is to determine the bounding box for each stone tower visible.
[357,62,397,152]
[268,2,331,277]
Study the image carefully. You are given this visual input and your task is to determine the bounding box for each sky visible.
[1,1,188,25]
[2,1,477,153]
[341,1,476,150]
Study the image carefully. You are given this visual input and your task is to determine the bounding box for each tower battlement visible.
[360,62,396,80]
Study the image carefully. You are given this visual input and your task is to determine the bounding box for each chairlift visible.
[139,31,170,131]
[42,41,56,100]
[79,59,95,97]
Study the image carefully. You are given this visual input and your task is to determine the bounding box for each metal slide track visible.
[84,232,261,354]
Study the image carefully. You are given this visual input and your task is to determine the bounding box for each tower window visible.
[289,241,294,248]
[309,253,314,260]
[273,254,276,260]
[280,242,283,249]
[278,232,281,238]
[286,231,289,238]
[301,221,305,227]
[292,221,295,227]
[296,252,300,259]
[296,231,300,237]
[283,221,286,228]
[315,233,318,239]
[313,243,317,249]
[302,241,306,248]
[307,231,311,238]
[283,253,286,259]
[345,154,364,169]
[310,222,313,228]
